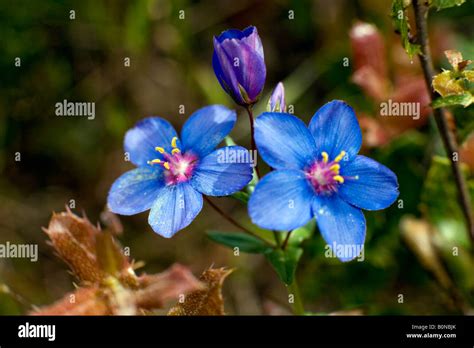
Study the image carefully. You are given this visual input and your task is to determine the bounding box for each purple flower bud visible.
[267,82,286,112]
[213,26,266,106]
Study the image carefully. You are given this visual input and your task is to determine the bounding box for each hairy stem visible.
[287,279,305,315]
[245,105,261,178]
[412,0,474,244]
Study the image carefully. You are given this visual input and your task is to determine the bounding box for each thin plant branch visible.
[245,105,261,178]
[412,0,474,244]
[204,196,271,245]
[281,230,292,250]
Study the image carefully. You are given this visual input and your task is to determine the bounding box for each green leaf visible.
[432,93,474,108]
[230,191,250,204]
[265,247,303,285]
[207,231,272,254]
[391,0,421,59]
[288,220,315,246]
[430,0,466,10]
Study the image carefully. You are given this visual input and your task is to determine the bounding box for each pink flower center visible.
[147,137,198,185]
[306,150,355,195]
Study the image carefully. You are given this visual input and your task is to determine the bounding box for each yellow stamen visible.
[333,175,344,184]
[321,152,329,163]
[163,162,170,170]
[155,147,165,154]
[329,164,340,173]
[171,148,181,155]
[171,137,178,148]
[149,159,162,164]
[334,151,346,163]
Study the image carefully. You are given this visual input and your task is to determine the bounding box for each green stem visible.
[281,230,292,250]
[273,231,281,247]
[287,279,305,315]
[245,105,261,179]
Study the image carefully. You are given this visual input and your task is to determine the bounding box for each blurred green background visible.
[1,0,473,315]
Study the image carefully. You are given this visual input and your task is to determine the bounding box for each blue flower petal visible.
[213,37,266,104]
[249,170,314,230]
[308,100,362,161]
[215,27,251,42]
[215,26,263,58]
[148,183,203,238]
[338,155,399,210]
[108,166,165,215]
[124,117,180,167]
[254,113,318,170]
[181,105,236,158]
[212,50,240,102]
[312,195,366,262]
[191,146,253,196]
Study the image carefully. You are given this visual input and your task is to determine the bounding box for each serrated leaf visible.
[134,264,204,310]
[433,70,467,96]
[465,70,474,82]
[168,268,233,316]
[207,231,272,254]
[43,210,105,283]
[432,93,473,108]
[32,263,203,315]
[430,0,466,10]
[265,247,303,285]
[391,0,421,59]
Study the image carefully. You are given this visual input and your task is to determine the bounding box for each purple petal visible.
[215,26,263,58]
[268,82,286,112]
[213,26,266,105]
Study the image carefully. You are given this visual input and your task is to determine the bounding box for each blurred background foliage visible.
[0,0,473,315]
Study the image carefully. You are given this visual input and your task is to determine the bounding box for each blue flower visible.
[108,105,253,238]
[213,26,266,106]
[248,100,399,261]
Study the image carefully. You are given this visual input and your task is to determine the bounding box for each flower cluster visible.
[108,105,253,237]
[108,25,399,262]
[248,100,399,261]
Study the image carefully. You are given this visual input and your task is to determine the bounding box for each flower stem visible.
[204,196,270,245]
[281,230,292,250]
[245,105,261,179]
[273,231,281,247]
[287,279,305,315]
[412,0,474,244]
